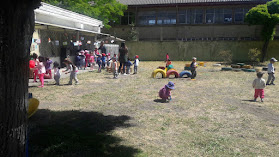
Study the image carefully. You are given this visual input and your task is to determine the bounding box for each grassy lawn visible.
[28,61,279,157]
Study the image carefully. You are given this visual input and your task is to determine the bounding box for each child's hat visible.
[270,57,278,62]
[192,57,197,60]
[166,81,175,90]
[102,53,106,56]
[135,55,139,58]
[108,53,111,56]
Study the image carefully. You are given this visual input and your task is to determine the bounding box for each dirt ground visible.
[28,61,279,157]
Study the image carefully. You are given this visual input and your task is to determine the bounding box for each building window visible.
[157,11,176,25]
[194,9,203,24]
[215,8,232,24]
[179,9,202,24]
[120,12,135,25]
[234,8,249,23]
[138,11,156,25]
[206,9,214,24]
[224,9,232,23]
[178,10,186,24]
[186,10,193,24]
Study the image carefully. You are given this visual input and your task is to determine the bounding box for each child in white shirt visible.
[133,55,139,74]
[53,61,61,85]
[63,59,79,85]
[253,72,266,102]
[266,57,277,85]
[36,56,46,88]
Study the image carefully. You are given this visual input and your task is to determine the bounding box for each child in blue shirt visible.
[96,54,102,72]
[101,53,106,69]
[126,58,133,74]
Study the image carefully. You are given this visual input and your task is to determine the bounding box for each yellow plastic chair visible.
[28,98,39,118]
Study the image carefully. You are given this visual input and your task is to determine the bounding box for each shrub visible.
[218,50,233,66]
[248,48,261,66]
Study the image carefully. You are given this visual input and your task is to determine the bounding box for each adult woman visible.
[118,42,128,74]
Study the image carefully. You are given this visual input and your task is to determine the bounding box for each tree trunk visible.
[0,1,40,156]
[261,40,270,62]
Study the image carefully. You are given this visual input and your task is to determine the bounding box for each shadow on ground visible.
[28,109,140,157]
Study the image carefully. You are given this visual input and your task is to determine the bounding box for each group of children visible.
[75,47,106,71]
[158,57,277,103]
[110,55,140,79]
[30,49,141,87]
[31,54,53,87]
[158,55,197,102]
[31,52,79,87]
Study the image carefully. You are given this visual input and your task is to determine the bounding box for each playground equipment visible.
[152,68,167,78]
[179,71,192,78]
[221,63,256,72]
[166,69,180,78]
[152,66,191,78]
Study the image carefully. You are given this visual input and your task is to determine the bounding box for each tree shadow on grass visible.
[28,109,140,157]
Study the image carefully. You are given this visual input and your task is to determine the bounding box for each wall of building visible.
[104,25,266,41]
[125,40,279,62]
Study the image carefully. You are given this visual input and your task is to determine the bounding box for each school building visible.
[103,0,279,61]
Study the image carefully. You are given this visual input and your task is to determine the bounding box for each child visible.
[53,61,60,85]
[85,50,91,69]
[75,52,81,70]
[94,46,99,63]
[253,72,266,102]
[96,54,102,72]
[44,57,53,79]
[266,57,277,85]
[107,53,111,67]
[79,50,86,70]
[190,57,197,79]
[166,53,169,62]
[89,52,95,71]
[166,59,172,67]
[111,57,118,79]
[133,55,139,74]
[36,56,46,87]
[113,53,118,61]
[63,59,79,85]
[32,53,39,82]
[126,58,133,74]
[101,53,106,69]
[159,81,175,102]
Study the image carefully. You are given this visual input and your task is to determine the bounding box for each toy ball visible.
[29,60,35,68]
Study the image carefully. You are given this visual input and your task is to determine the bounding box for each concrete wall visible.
[125,40,279,62]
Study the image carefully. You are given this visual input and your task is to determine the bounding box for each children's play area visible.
[28,60,279,156]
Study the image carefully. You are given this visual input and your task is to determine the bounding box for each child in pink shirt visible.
[89,52,95,71]
[159,81,175,102]
[85,50,91,69]
[36,56,46,87]
[32,53,40,82]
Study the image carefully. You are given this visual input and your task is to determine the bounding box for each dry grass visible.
[29,61,279,157]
